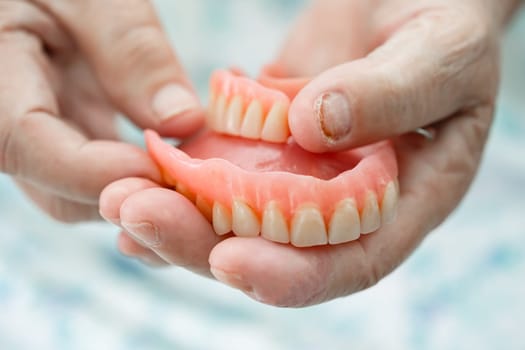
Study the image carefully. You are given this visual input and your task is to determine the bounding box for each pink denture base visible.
[211,70,290,111]
[146,130,397,221]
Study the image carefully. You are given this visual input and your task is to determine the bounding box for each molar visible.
[360,191,381,234]
[212,202,232,235]
[240,100,264,140]
[261,102,290,143]
[328,198,361,244]
[196,195,213,222]
[261,201,289,244]
[232,199,261,237]
[291,204,328,247]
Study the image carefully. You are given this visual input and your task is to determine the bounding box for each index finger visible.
[0,31,160,203]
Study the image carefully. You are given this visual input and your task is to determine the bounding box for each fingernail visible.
[106,217,121,226]
[121,221,161,247]
[99,209,120,226]
[315,92,352,141]
[152,83,200,121]
[211,267,254,293]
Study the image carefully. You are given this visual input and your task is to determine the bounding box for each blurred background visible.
[1,1,524,349]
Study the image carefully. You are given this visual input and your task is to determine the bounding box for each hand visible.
[99,0,520,306]
[0,0,203,222]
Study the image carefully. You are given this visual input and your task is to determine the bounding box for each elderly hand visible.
[0,0,203,222]
[100,0,520,305]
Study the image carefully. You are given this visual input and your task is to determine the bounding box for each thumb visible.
[44,0,203,137]
[289,7,498,152]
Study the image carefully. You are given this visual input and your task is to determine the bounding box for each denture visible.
[146,67,399,247]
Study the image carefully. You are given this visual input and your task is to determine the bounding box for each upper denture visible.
[146,67,399,247]
[209,70,291,142]
[257,63,311,100]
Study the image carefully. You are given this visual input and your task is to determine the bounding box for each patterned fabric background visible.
[1,1,524,349]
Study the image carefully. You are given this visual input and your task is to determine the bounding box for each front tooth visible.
[207,91,217,127]
[328,199,361,245]
[196,195,213,222]
[261,102,290,143]
[213,94,228,131]
[261,201,289,244]
[360,191,381,234]
[290,205,328,247]
[212,202,232,235]
[176,183,196,203]
[381,181,399,225]
[240,100,264,140]
[224,96,244,135]
[232,200,260,237]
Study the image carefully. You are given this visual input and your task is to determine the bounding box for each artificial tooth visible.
[381,181,399,225]
[176,183,196,203]
[213,94,228,131]
[232,200,260,237]
[261,201,289,244]
[224,96,244,135]
[290,205,328,247]
[162,171,177,188]
[207,91,217,126]
[328,199,361,245]
[196,195,213,222]
[240,100,264,139]
[360,191,381,234]
[261,102,290,143]
[212,202,232,235]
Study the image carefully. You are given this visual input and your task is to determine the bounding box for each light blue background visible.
[1,1,524,349]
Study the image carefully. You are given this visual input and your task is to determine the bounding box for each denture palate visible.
[146,68,399,247]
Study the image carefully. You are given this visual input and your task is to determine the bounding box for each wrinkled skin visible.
[0,0,203,221]
[100,0,520,306]
[1,0,521,307]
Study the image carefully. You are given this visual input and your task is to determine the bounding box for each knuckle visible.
[0,1,16,31]
[0,1,68,51]
[388,5,498,111]
[364,257,388,290]
[338,250,383,297]
[256,257,332,308]
[1,112,38,176]
[423,6,494,74]
[0,119,17,175]
[1,110,57,177]
[441,10,491,66]
[43,195,100,223]
[107,23,176,92]
[17,181,93,224]
[439,7,498,102]
[46,201,85,223]
[47,207,79,223]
